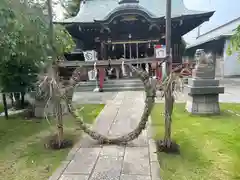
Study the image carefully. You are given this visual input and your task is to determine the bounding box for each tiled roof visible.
[187,17,240,49]
[56,0,213,23]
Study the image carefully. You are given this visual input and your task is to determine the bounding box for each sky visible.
[183,0,240,44]
[54,0,240,45]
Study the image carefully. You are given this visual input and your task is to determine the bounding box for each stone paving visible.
[72,92,118,104]
[219,86,240,103]
[49,81,240,180]
[49,91,160,180]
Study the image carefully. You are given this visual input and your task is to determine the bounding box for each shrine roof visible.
[56,0,214,24]
[187,17,240,49]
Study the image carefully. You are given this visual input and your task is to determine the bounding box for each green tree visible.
[227,25,240,59]
[0,0,74,108]
[60,0,81,18]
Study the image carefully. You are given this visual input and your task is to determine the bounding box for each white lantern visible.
[83,50,98,62]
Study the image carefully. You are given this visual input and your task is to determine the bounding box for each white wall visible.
[223,39,240,77]
[215,55,223,77]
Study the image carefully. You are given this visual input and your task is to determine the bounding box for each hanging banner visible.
[83,50,98,62]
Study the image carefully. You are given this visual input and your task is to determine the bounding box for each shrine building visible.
[56,0,214,81]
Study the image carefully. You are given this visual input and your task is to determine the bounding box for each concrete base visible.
[186,94,220,115]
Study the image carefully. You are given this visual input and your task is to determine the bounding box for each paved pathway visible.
[72,92,118,104]
[49,91,160,180]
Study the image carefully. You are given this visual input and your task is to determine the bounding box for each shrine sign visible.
[154,45,166,59]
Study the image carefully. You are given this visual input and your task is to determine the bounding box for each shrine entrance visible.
[104,39,157,79]
[106,40,155,60]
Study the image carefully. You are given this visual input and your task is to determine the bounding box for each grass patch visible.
[151,103,240,180]
[0,104,104,180]
[0,104,4,113]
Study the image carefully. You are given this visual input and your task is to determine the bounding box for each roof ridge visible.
[198,16,240,38]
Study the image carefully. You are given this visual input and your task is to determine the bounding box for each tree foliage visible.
[60,0,81,18]
[0,0,74,93]
[227,25,240,59]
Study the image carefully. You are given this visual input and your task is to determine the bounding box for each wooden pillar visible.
[98,68,105,91]
[123,44,126,59]
[165,0,172,74]
[129,43,132,59]
[136,43,139,67]
[100,42,104,60]
[104,43,108,60]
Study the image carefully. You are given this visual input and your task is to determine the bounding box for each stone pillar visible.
[185,50,224,115]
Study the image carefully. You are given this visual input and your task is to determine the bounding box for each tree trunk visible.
[56,102,63,147]
[10,93,14,107]
[164,87,173,147]
[21,92,25,109]
[46,0,64,147]
[2,93,8,119]
[14,92,21,109]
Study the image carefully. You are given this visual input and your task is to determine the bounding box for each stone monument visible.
[185,49,224,114]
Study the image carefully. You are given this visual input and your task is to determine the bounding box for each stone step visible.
[75,87,144,92]
[75,87,97,92]
[75,86,144,92]
[75,85,144,92]
[76,83,144,89]
[77,79,143,87]
[103,86,144,92]
[75,79,144,92]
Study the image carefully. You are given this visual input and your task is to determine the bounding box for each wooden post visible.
[165,0,172,75]
[99,68,105,91]
[47,0,53,47]
[2,93,8,119]
[136,43,139,67]
[102,43,107,60]
[123,44,126,59]
[163,0,173,148]
[129,43,132,59]
[101,42,104,60]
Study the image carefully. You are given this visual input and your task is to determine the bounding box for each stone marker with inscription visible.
[185,49,224,114]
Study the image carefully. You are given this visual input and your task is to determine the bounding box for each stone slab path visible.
[72,92,118,104]
[49,91,160,180]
